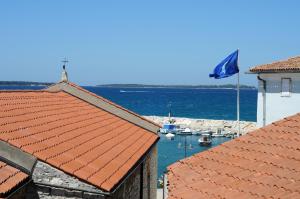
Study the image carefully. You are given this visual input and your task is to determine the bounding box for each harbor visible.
[156,130,231,184]
[144,115,256,185]
[144,115,257,135]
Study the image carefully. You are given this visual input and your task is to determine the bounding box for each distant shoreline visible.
[0,81,257,90]
[97,84,256,89]
[0,81,53,86]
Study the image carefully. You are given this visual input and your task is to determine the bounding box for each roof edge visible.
[0,140,37,175]
[248,69,300,74]
[46,82,160,134]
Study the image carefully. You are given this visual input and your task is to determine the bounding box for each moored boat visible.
[198,133,212,146]
[177,128,192,135]
[160,124,178,134]
[166,132,175,139]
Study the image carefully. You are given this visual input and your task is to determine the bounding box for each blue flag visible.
[209,50,239,79]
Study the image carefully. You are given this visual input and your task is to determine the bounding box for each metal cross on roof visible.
[62,58,68,70]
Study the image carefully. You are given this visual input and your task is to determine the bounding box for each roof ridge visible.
[66,82,161,128]
[46,82,160,133]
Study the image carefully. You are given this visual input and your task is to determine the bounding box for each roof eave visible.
[248,70,300,74]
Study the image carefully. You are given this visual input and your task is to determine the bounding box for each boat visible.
[201,129,214,135]
[160,124,180,134]
[211,133,225,137]
[160,103,181,134]
[165,133,175,139]
[177,128,192,135]
[212,128,225,137]
[198,133,212,146]
[192,131,202,135]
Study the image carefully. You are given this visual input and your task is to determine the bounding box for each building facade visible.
[249,56,300,127]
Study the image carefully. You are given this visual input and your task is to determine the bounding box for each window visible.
[281,78,291,97]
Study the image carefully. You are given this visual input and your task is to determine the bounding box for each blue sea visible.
[0,85,257,180]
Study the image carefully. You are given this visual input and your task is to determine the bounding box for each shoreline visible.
[144,115,257,135]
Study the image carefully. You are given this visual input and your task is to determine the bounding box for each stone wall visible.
[111,145,157,199]
[143,145,157,199]
[109,164,141,199]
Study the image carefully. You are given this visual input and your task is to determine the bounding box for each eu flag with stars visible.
[209,50,239,79]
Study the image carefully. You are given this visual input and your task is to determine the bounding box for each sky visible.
[0,0,300,86]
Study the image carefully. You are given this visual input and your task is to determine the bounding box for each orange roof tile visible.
[249,56,300,73]
[0,160,29,198]
[0,86,159,192]
[167,113,300,199]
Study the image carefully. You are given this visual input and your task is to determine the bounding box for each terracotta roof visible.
[167,113,300,199]
[249,56,300,73]
[0,160,29,198]
[0,86,159,192]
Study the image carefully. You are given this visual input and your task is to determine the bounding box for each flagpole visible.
[237,72,240,136]
[237,49,240,137]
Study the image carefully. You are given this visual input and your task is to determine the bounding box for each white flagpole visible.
[237,71,240,136]
[237,49,240,137]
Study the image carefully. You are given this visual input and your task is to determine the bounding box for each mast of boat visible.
[168,102,172,123]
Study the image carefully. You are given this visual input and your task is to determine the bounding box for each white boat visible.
[198,133,212,146]
[165,133,175,139]
[192,131,202,135]
[201,129,214,135]
[211,133,225,137]
[177,128,192,135]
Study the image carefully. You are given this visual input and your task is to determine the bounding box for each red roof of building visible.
[0,83,159,192]
[0,160,29,198]
[249,56,300,73]
[167,113,300,199]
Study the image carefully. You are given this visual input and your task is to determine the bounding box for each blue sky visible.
[0,0,299,86]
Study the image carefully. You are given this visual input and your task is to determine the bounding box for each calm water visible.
[157,134,231,178]
[87,87,257,121]
[0,85,257,179]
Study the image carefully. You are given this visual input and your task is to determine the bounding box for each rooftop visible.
[167,113,300,199]
[0,82,160,193]
[249,56,300,73]
[0,160,29,198]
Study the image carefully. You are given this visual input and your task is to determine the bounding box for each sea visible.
[0,85,257,180]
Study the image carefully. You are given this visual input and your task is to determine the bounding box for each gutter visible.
[257,76,266,126]
[247,70,300,74]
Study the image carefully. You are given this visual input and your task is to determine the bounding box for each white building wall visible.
[257,73,300,127]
